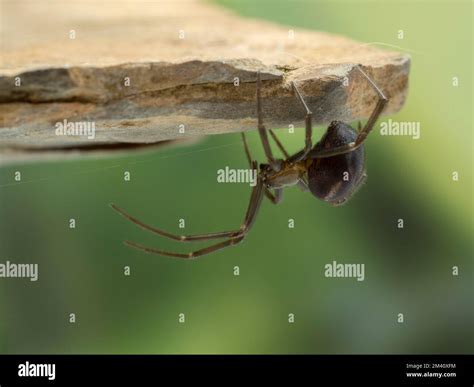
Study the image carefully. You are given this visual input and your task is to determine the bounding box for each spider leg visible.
[241,132,253,166]
[111,203,237,241]
[112,159,263,240]
[241,132,284,205]
[290,81,313,162]
[111,163,261,243]
[123,179,265,259]
[264,187,283,204]
[297,177,309,192]
[255,71,280,171]
[309,65,388,159]
[124,236,245,259]
[355,65,388,144]
[244,128,289,160]
[269,129,290,159]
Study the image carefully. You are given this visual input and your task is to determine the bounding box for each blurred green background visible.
[0,0,472,354]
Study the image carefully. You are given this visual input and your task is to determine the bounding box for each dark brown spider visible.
[111,64,388,259]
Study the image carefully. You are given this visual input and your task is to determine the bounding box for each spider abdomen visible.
[307,121,366,205]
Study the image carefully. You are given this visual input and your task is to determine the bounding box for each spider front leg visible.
[111,162,261,243]
[112,175,265,259]
[110,162,266,258]
[125,235,246,259]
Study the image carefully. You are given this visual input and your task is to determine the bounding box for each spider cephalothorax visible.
[111,65,387,258]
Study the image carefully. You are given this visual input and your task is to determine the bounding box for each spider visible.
[111,64,388,259]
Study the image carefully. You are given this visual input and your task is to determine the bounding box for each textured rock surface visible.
[0,0,410,155]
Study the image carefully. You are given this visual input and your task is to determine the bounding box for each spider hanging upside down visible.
[111,64,388,259]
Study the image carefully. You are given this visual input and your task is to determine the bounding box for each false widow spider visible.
[111,64,388,258]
